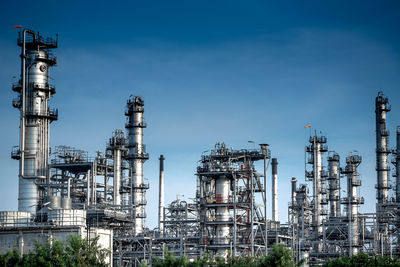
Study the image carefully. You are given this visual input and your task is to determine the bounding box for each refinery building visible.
[1,29,400,266]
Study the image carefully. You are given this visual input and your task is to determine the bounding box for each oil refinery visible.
[1,28,400,266]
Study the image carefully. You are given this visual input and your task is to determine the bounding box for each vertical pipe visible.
[113,149,121,205]
[271,158,278,222]
[67,178,71,198]
[313,136,322,244]
[104,158,108,201]
[250,167,254,257]
[158,155,165,236]
[233,172,237,257]
[87,170,91,207]
[396,127,400,202]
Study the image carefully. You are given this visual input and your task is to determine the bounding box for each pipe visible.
[158,154,165,236]
[67,178,71,198]
[113,149,121,205]
[271,158,278,222]
[19,29,35,178]
[396,127,400,202]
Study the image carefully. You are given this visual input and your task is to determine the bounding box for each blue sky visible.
[0,1,400,228]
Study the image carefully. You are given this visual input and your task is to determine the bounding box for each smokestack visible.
[271,158,278,221]
[158,154,165,236]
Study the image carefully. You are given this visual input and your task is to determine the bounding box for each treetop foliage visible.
[147,243,303,267]
[0,234,109,267]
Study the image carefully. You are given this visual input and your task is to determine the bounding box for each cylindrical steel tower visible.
[396,127,400,202]
[215,174,230,256]
[106,129,127,206]
[158,154,165,236]
[342,154,363,256]
[271,158,278,222]
[125,95,149,235]
[11,29,58,215]
[327,152,341,218]
[375,92,391,204]
[305,133,328,253]
[291,177,297,206]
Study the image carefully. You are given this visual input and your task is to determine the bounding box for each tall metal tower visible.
[395,127,400,203]
[11,29,58,215]
[342,153,363,256]
[305,133,328,253]
[375,91,391,253]
[376,91,391,205]
[327,152,341,218]
[125,95,149,235]
[197,143,269,258]
[271,158,278,222]
[106,129,127,207]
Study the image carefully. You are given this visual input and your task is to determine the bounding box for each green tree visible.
[0,234,109,267]
[258,243,302,267]
[147,243,302,267]
[323,253,400,267]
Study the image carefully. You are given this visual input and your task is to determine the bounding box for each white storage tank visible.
[48,209,86,226]
[0,211,31,227]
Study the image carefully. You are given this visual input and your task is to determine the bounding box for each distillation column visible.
[271,158,278,222]
[376,92,391,204]
[125,96,149,235]
[11,29,58,215]
[291,178,297,207]
[395,127,400,203]
[106,130,127,206]
[158,155,165,236]
[215,174,230,257]
[306,133,328,253]
[343,154,363,256]
[375,92,391,250]
[327,152,341,218]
